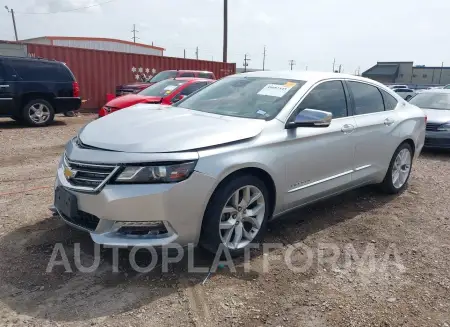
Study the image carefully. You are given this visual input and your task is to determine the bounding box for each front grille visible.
[62,210,100,231]
[426,123,441,131]
[64,156,117,190]
[424,137,450,148]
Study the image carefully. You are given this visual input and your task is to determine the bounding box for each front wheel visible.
[380,143,413,194]
[200,175,270,257]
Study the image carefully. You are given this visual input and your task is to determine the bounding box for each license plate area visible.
[54,186,78,219]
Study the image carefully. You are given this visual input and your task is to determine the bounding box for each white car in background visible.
[394,88,416,100]
[389,85,408,90]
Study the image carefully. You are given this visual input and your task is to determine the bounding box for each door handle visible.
[0,85,10,88]
[341,124,355,134]
[384,118,395,126]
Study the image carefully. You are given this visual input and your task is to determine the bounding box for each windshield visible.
[409,92,450,110]
[149,71,177,83]
[174,76,306,120]
[138,79,186,97]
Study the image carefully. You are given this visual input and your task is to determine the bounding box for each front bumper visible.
[54,166,217,247]
[424,131,450,149]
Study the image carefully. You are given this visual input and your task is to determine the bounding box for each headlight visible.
[437,122,450,131]
[115,161,196,183]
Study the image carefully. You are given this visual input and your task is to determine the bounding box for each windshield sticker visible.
[284,81,297,88]
[257,84,293,97]
[164,85,178,91]
[256,109,267,115]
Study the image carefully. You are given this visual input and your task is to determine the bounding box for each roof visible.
[22,36,165,51]
[419,89,450,94]
[235,70,373,83]
[362,64,399,76]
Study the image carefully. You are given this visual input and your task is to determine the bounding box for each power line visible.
[14,0,119,15]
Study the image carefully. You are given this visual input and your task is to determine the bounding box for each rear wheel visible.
[380,143,413,194]
[200,175,270,257]
[22,99,55,126]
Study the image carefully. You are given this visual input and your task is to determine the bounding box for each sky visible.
[0,0,450,74]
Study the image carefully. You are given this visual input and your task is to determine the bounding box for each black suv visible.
[0,56,81,126]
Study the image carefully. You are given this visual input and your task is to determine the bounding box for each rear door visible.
[0,59,15,115]
[346,80,400,183]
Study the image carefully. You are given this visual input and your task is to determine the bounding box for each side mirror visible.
[171,94,185,103]
[286,108,332,129]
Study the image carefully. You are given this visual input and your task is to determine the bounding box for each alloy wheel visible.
[391,148,412,189]
[28,103,51,124]
[219,185,265,249]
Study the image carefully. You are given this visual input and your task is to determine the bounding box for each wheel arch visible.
[20,92,55,111]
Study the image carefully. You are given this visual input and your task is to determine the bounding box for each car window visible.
[149,71,177,83]
[296,80,348,119]
[9,59,72,82]
[409,93,450,110]
[197,72,213,79]
[180,82,208,96]
[138,79,186,97]
[175,76,306,120]
[179,72,195,77]
[0,63,5,81]
[380,90,398,110]
[348,81,384,115]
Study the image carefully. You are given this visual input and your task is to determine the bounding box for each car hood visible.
[79,105,266,152]
[421,108,450,124]
[106,95,161,108]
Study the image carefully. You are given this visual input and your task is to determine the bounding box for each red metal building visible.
[25,43,236,109]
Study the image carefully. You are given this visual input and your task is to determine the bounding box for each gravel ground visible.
[0,115,449,327]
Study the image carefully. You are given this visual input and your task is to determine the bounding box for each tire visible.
[200,174,271,257]
[22,99,55,127]
[380,142,413,194]
[64,111,77,117]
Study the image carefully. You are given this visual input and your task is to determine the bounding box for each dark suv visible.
[0,56,81,126]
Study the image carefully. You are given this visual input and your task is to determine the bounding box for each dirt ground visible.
[0,115,449,327]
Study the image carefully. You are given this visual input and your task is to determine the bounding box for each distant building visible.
[20,36,165,56]
[362,61,450,85]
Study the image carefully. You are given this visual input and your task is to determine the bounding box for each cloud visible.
[32,0,103,13]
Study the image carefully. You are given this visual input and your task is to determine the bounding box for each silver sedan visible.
[53,71,426,256]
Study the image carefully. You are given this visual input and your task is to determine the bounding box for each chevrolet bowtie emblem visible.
[64,167,77,180]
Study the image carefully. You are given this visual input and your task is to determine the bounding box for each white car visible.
[394,88,416,100]
[389,85,408,90]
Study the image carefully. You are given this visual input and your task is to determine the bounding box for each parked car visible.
[100,78,213,117]
[389,84,408,90]
[443,84,450,89]
[409,89,450,149]
[53,71,425,256]
[115,70,216,96]
[0,56,81,126]
[394,88,416,100]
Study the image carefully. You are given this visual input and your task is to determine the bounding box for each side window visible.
[296,80,348,119]
[179,72,195,77]
[180,82,208,96]
[380,90,398,111]
[348,81,384,115]
[9,60,69,82]
[197,72,213,79]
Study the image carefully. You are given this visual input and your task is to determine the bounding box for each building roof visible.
[362,64,399,77]
[21,36,165,51]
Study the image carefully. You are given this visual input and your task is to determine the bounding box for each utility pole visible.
[243,54,251,72]
[195,47,199,60]
[131,24,139,43]
[439,61,444,84]
[332,58,336,72]
[223,0,228,62]
[4,6,18,41]
[262,46,267,71]
[183,49,186,59]
[305,65,308,71]
[288,60,296,71]
[338,64,342,73]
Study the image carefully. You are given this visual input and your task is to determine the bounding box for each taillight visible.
[72,82,80,97]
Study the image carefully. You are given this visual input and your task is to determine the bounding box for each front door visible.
[283,80,356,210]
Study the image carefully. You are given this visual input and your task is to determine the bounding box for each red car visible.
[99,78,213,117]
[115,70,216,96]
